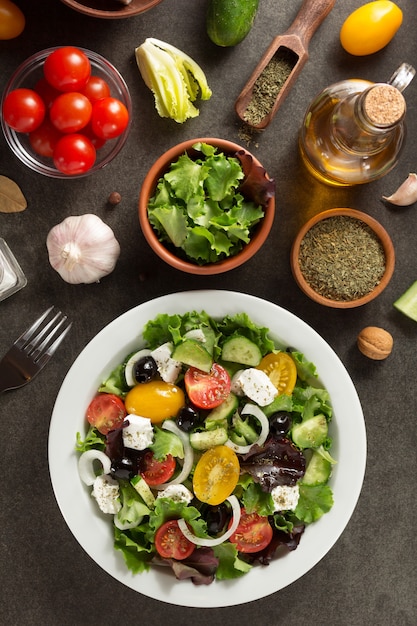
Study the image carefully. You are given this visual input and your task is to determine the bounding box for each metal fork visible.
[0,306,72,393]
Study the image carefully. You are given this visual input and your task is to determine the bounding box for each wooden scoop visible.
[235,0,336,130]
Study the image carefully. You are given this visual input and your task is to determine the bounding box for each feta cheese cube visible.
[91,474,121,514]
[122,415,154,451]
[157,484,193,504]
[271,484,300,512]
[150,342,182,383]
[231,368,278,406]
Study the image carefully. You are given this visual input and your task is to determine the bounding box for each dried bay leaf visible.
[0,176,27,213]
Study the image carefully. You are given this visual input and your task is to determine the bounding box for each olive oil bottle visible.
[299,64,415,186]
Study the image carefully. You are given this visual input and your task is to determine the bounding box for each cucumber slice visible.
[221,335,262,366]
[302,450,332,486]
[171,339,213,372]
[394,280,417,321]
[130,475,155,507]
[291,414,328,449]
[189,427,228,450]
[205,393,239,430]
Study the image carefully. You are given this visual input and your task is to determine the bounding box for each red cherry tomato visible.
[34,78,61,109]
[184,363,231,409]
[29,118,62,157]
[91,97,129,139]
[50,92,92,133]
[140,450,176,486]
[81,76,111,103]
[2,88,45,132]
[82,122,107,150]
[86,393,127,435]
[154,520,195,560]
[44,46,91,92]
[53,133,96,175]
[228,509,273,553]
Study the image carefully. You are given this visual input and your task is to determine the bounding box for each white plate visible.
[48,290,366,608]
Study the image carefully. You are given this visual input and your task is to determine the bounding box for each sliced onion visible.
[177,495,241,547]
[153,420,194,490]
[113,514,143,531]
[124,349,152,387]
[78,449,111,486]
[225,403,270,454]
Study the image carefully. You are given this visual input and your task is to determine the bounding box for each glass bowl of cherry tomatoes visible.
[1,46,132,178]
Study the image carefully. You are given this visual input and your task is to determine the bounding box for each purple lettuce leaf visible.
[240,435,306,491]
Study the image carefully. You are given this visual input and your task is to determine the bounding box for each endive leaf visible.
[135,38,212,123]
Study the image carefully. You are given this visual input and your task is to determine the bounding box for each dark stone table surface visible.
[1,1,416,624]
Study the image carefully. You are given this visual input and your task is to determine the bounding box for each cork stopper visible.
[364,84,405,126]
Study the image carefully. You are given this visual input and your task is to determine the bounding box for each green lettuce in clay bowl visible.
[138,138,276,275]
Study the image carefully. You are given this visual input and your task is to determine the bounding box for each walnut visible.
[357,326,393,360]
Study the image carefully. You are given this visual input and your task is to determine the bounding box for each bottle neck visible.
[332,84,405,154]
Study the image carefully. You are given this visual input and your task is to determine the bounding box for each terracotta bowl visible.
[60,0,164,19]
[290,208,395,308]
[138,138,276,275]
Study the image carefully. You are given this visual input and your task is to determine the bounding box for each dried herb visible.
[0,176,27,213]
[298,216,386,301]
[243,49,296,126]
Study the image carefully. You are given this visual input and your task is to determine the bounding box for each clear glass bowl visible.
[1,47,132,179]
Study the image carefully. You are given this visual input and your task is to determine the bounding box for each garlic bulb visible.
[382,173,417,206]
[46,214,120,284]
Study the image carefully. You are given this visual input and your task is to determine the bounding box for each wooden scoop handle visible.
[284,0,336,50]
[235,0,336,129]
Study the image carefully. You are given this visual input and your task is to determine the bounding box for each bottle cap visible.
[364,85,405,126]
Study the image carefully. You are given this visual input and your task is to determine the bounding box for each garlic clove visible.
[382,172,417,206]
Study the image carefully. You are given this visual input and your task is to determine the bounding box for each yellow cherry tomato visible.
[193,445,240,505]
[125,380,185,424]
[0,0,25,40]
[256,352,297,396]
[340,1,402,56]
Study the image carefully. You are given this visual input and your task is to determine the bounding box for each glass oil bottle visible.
[299,63,415,186]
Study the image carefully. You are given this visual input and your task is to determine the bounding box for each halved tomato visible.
[125,380,185,423]
[86,393,126,435]
[140,450,176,486]
[193,445,240,505]
[184,363,231,410]
[256,352,297,396]
[228,509,273,553]
[154,519,195,560]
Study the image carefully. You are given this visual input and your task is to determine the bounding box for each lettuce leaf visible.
[98,363,129,396]
[239,477,275,516]
[75,426,105,453]
[147,143,267,265]
[213,542,252,580]
[217,312,275,355]
[116,480,151,527]
[295,484,334,523]
[147,498,207,540]
[114,525,154,574]
[149,426,184,461]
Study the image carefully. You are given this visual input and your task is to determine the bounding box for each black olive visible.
[176,405,201,432]
[269,411,292,436]
[202,503,230,535]
[134,355,158,383]
[110,456,135,480]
